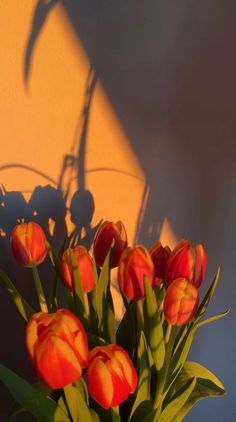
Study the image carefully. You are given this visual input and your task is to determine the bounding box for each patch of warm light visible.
[159,218,177,250]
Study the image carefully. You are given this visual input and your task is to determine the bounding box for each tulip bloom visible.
[62,246,95,293]
[166,239,206,288]
[11,222,47,267]
[87,344,138,409]
[163,278,199,325]
[118,245,154,300]
[150,241,171,285]
[26,309,89,389]
[93,221,127,268]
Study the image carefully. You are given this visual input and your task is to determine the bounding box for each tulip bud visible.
[118,245,154,300]
[11,222,47,267]
[26,309,89,389]
[62,246,95,293]
[149,241,171,285]
[166,239,206,288]
[93,221,127,268]
[163,278,199,325]
[86,344,138,409]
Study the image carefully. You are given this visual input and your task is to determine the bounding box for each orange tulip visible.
[11,222,47,267]
[149,241,171,285]
[166,239,206,288]
[62,246,95,293]
[86,344,138,409]
[118,245,154,300]
[93,221,127,268]
[163,278,199,325]
[26,309,89,389]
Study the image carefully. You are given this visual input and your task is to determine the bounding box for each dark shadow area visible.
[1,1,236,420]
[24,0,60,85]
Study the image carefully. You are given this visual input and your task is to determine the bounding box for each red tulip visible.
[26,309,89,389]
[87,344,138,409]
[93,221,127,268]
[118,245,154,300]
[11,222,47,267]
[166,239,206,288]
[149,241,171,285]
[163,278,199,325]
[62,246,95,293]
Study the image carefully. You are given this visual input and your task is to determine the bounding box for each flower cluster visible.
[0,219,226,421]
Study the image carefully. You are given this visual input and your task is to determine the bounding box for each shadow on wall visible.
[0,61,100,417]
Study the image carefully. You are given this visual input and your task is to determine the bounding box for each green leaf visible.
[0,364,69,422]
[129,332,153,422]
[46,241,64,281]
[57,396,70,419]
[0,269,35,322]
[165,324,196,395]
[64,384,96,422]
[48,239,66,312]
[106,288,116,343]
[95,245,113,336]
[74,376,89,405]
[144,277,165,371]
[158,377,196,422]
[195,268,220,322]
[116,301,136,356]
[196,309,229,328]
[154,284,166,309]
[170,361,225,421]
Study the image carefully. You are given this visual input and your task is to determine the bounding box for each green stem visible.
[165,322,172,344]
[110,406,120,421]
[83,292,90,321]
[32,266,48,313]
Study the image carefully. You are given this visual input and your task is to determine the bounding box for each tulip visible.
[93,221,127,268]
[86,344,138,409]
[26,309,89,389]
[166,239,206,288]
[62,246,95,293]
[149,241,171,285]
[118,245,154,300]
[163,278,199,325]
[11,222,47,267]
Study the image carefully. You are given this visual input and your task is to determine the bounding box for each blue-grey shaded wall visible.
[61,1,236,420]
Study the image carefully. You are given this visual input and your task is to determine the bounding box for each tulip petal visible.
[164,278,199,325]
[111,347,138,392]
[193,245,206,288]
[105,359,130,407]
[87,358,114,409]
[35,336,82,389]
[166,241,195,284]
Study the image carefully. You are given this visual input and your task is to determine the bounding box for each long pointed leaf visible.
[169,361,225,421]
[195,268,220,322]
[129,332,153,422]
[144,277,165,371]
[0,364,69,422]
[0,269,35,322]
[196,309,229,328]
[158,377,196,422]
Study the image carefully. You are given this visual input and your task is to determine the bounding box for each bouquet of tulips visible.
[0,220,228,421]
